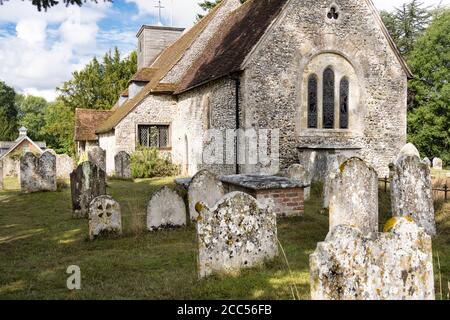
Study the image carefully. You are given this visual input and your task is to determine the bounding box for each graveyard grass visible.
[0,179,449,300]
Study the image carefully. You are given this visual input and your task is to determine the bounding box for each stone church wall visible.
[241,0,408,177]
[98,132,116,176]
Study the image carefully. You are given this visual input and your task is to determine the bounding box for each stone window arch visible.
[307,74,318,128]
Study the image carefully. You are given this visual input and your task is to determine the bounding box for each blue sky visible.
[0,0,448,101]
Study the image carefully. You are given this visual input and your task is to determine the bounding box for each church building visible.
[82,0,410,178]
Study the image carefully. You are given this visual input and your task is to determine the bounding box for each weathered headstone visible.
[20,151,57,193]
[285,164,311,200]
[88,195,122,240]
[188,170,225,221]
[433,157,443,170]
[88,147,106,173]
[56,154,75,179]
[114,151,132,180]
[328,157,378,237]
[390,143,436,236]
[423,157,432,168]
[323,155,348,209]
[70,161,106,218]
[147,186,187,231]
[196,192,278,278]
[310,217,435,300]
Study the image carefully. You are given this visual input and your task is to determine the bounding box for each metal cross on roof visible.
[155,0,165,26]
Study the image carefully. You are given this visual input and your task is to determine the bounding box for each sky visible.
[0,0,448,101]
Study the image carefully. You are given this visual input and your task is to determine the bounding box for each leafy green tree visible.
[0,81,17,140]
[407,9,450,165]
[58,48,137,111]
[15,94,48,141]
[0,0,112,11]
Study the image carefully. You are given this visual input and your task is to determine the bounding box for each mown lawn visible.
[0,178,449,300]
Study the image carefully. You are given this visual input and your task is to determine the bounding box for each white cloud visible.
[16,19,47,44]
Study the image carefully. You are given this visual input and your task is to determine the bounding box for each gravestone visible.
[70,161,106,218]
[147,186,187,231]
[88,147,106,173]
[114,151,132,180]
[323,155,348,209]
[390,143,436,236]
[20,151,57,193]
[328,157,378,237]
[310,217,435,300]
[56,154,75,179]
[196,192,278,278]
[285,164,311,200]
[0,159,3,190]
[423,157,432,168]
[433,157,443,170]
[188,170,225,221]
[88,195,122,240]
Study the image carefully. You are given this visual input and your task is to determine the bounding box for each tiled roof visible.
[75,108,113,141]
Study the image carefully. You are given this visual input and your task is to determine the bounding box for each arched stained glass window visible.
[323,67,335,129]
[340,78,349,129]
[307,74,318,128]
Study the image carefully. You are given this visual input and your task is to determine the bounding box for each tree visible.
[197,0,246,20]
[15,94,48,141]
[0,0,112,11]
[0,81,17,140]
[407,9,450,165]
[58,48,137,111]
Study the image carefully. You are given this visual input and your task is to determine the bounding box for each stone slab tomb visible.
[88,147,106,173]
[20,151,57,193]
[147,186,186,231]
[390,143,436,236]
[433,157,443,170]
[328,157,378,237]
[114,151,132,179]
[310,217,435,300]
[220,174,306,217]
[188,170,225,221]
[88,195,122,240]
[70,161,106,218]
[196,192,278,278]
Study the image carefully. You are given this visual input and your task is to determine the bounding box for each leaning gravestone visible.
[147,186,186,231]
[88,195,122,240]
[328,157,378,237]
[188,170,225,221]
[114,151,132,180]
[423,157,432,168]
[285,164,311,200]
[196,192,278,278]
[70,161,106,218]
[310,217,435,300]
[20,151,57,193]
[433,157,443,170]
[390,143,436,236]
[323,154,347,209]
[88,147,106,173]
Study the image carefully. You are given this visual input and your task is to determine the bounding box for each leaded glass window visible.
[340,78,349,129]
[138,125,169,148]
[307,74,318,128]
[323,67,335,129]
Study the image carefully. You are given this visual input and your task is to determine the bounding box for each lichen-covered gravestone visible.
[423,157,432,168]
[310,217,435,300]
[328,157,378,237]
[285,164,311,200]
[88,147,106,173]
[323,155,347,209]
[390,143,436,236]
[147,186,187,231]
[20,151,57,193]
[114,151,132,179]
[433,157,443,170]
[196,192,278,278]
[188,170,225,221]
[88,195,122,240]
[56,154,75,179]
[70,161,106,218]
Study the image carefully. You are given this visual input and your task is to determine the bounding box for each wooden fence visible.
[379,177,449,201]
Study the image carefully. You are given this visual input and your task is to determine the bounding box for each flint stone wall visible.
[196,192,278,278]
[70,161,106,218]
[310,217,435,300]
[390,144,436,236]
[188,170,225,221]
[20,151,57,193]
[147,186,187,230]
[88,195,122,240]
[114,151,132,179]
[88,147,106,173]
[329,158,378,237]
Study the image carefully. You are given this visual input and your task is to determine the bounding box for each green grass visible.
[0,178,449,299]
